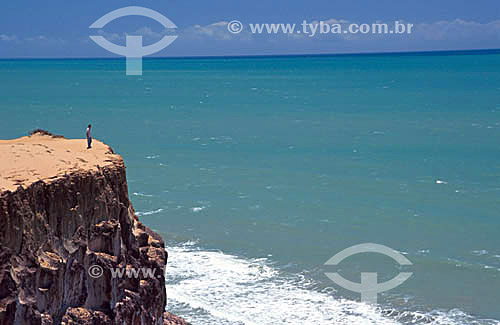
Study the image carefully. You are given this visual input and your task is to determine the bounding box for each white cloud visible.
[177,18,500,45]
[180,21,253,41]
[86,17,497,45]
[87,27,177,45]
[414,19,500,41]
[132,26,162,39]
[0,34,17,41]
[7,18,498,58]
[96,30,123,42]
[188,21,233,40]
[25,35,47,41]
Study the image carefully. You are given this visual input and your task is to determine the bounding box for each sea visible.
[1,50,499,324]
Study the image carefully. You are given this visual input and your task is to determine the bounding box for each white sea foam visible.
[166,243,397,325]
[136,208,163,216]
[165,243,499,325]
[133,192,153,197]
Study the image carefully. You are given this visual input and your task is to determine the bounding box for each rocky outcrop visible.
[0,133,188,325]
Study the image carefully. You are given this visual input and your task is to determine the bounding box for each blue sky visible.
[0,0,499,58]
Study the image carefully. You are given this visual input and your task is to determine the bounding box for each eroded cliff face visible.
[0,134,187,325]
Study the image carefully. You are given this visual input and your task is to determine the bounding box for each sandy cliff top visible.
[0,132,122,192]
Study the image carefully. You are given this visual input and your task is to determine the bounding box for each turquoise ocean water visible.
[1,51,499,324]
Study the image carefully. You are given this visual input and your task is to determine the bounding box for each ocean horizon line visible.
[1,48,499,61]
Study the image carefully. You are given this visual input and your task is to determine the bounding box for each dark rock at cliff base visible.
[164,312,191,325]
[0,134,189,325]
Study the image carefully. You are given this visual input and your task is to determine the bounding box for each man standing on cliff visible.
[86,124,92,149]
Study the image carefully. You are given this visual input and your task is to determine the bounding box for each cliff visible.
[0,132,188,325]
